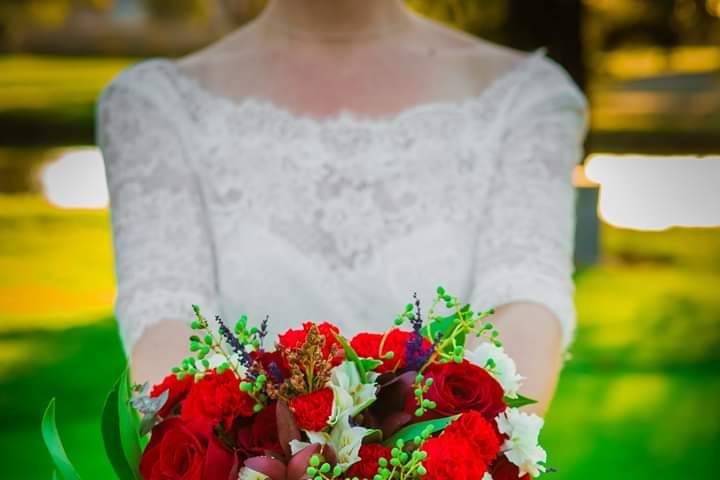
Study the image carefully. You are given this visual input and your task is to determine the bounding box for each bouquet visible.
[43,286,550,480]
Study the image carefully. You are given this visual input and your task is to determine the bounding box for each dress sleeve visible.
[470,58,589,350]
[96,62,220,355]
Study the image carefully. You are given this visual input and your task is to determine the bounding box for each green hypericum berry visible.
[406,303,414,312]
[216,365,226,375]
[436,286,445,295]
[453,355,463,363]
[421,399,433,408]
[484,322,494,330]
[384,351,394,359]
[494,340,503,347]
[176,372,186,380]
[415,374,423,383]
[425,378,433,386]
[417,465,427,475]
[394,317,404,326]
[378,458,388,467]
[414,388,422,396]
[390,458,400,467]
[171,367,181,373]
[320,462,331,473]
[306,467,317,476]
[414,435,422,444]
[310,455,320,467]
[253,403,262,413]
[239,382,252,392]
[415,408,424,417]
[191,321,201,330]
[256,374,267,384]
[399,452,409,463]
[201,359,210,369]
[204,335,213,345]
[332,465,342,476]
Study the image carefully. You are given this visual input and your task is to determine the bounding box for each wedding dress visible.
[95,48,588,355]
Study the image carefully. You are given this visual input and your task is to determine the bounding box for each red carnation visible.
[490,455,530,480]
[445,411,501,466]
[288,388,334,432]
[181,370,255,430]
[150,373,193,418]
[140,417,237,480]
[351,329,432,373]
[407,360,505,421]
[278,322,343,365]
[250,350,290,380]
[236,403,283,461]
[345,444,391,479]
[421,432,486,480]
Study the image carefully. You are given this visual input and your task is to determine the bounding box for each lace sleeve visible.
[470,58,589,350]
[96,62,219,355]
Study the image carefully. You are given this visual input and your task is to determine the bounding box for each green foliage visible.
[504,394,538,409]
[383,415,458,447]
[41,399,81,480]
[101,383,136,480]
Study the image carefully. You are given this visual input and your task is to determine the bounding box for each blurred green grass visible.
[1,195,718,479]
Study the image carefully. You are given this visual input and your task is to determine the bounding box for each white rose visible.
[495,408,547,478]
[466,342,524,398]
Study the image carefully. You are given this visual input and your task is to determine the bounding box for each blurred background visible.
[1,0,719,478]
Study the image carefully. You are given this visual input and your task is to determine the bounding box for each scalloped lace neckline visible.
[154,47,547,128]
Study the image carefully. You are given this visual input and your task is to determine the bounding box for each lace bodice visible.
[96,48,589,354]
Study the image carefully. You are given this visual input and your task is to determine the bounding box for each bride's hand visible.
[130,319,194,386]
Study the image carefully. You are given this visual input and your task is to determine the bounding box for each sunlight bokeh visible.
[40,148,108,209]
[586,154,720,230]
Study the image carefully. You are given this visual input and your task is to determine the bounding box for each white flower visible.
[237,467,268,480]
[305,414,372,470]
[482,473,494,480]
[328,361,378,424]
[466,343,524,398]
[495,408,547,478]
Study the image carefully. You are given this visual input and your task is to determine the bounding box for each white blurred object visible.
[585,154,720,230]
[40,148,109,209]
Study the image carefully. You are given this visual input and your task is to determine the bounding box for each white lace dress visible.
[96,48,589,355]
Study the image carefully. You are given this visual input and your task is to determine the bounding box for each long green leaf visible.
[504,394,538,408]
[117,369,142,479]
[383,415,459,447]
[102,381,135,480]
[41,399,81,480]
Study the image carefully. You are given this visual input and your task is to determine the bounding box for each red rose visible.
[181,370,255,430]
[421,432,486,480]
[490,455,530,480]
[151,373,194,418]
[351,329,430,373]
[288,388,334,432]
[345,444,391,479]
[236,403,283,460]
[140,417,237,480]
[444,411,501,466]
[278,322,343,365]
[408,361,505,421]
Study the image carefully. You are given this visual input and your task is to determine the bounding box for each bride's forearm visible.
[470,302,564,416]
[130,319,194,386]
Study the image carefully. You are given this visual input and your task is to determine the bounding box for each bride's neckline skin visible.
[151,47,547,127]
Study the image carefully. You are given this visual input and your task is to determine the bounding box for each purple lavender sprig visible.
[258,315,269,349]
[217,315,254,372]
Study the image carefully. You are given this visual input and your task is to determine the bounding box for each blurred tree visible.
[142,0,202,20]
[504,0,585,88]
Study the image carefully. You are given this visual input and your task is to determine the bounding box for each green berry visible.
[309,455,320,467]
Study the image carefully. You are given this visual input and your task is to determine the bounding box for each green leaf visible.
[423,313,458,343]
[102,382,135,480]
[383,415,459,447]
[359,358,383,372]
[41,399,81,480]
[333,333,368,383]
[117,369,143,479]
[504,394,539,408]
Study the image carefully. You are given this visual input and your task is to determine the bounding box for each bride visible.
[97,0,588,415]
